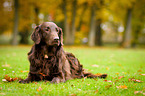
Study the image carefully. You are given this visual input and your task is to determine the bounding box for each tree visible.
[62,0,77,45]
[95,19,102,46]
[88,0,106,46]
[70,0,77,45]
[62,0,70,45]
[121,8,133,48]
[11,0,19,45]
[88,3,96,46]
[131,0,145,47]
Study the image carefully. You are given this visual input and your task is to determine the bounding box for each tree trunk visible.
[63,0,77,45]
[88,4,96,47]
[19,28,30,44]
[77,2,87,31]
[70,0,77,45]
[11,0,19,45]
[121,8,132,48]
[131,26,140,48]
[34,6,39,25]
[63,0,70,45]
[95,19,102,46]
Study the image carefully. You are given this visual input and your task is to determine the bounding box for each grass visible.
[0,46,145,96]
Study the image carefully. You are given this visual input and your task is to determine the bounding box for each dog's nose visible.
[54,37,59,41]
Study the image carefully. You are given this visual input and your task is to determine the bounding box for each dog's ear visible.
[58,27,63,46]
[31,25,41,44]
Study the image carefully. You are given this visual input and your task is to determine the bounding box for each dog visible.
[19,22,107,83]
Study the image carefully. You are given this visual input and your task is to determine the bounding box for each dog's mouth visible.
[52,41,59,46]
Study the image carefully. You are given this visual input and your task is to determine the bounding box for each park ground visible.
[0,46,145,96]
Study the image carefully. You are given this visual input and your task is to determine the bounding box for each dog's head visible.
[31,22,63,46]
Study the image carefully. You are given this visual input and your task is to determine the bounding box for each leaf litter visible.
[2,75,22,82]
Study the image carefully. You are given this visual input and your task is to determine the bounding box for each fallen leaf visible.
[93,78,98,81]
[95,89,98,93]
[2,64,10,67]
[134,91,143,95]
[38,86,42,91]
[3,75,20,82]
[128,78,143,83]
[87,84,90,86]
[116,73,119,75]
[4,75,18,82]
[70,94,77,96]
[33,82,38,85]
[106,67,110,70]
[134,79,143,83]
[116,85,127,89]
[122,72,127,74]
[118,64,122,66]
[140,74,145,76]
[118,76,124,79]
[36,89,39,92]
[104,80,112,82]
[138,70,142,72]
[48,90,52,92]
[105,85,112,89]
[8,89,12,91]
[0,93,6,95]
[20,70,29,73]
[114,80,119,84]
[2,79,7,82]
[37,86,42,92]
[92,64,99,67]
[78,89,81,91]
[95,73,102,76]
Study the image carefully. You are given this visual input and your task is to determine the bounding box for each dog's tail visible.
[83,72,107,79]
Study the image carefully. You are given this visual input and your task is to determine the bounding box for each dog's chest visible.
[40,55,59,75]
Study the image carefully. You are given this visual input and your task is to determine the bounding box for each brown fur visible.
[19,22,107,83]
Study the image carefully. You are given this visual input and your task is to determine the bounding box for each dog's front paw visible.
[51,77,65,84]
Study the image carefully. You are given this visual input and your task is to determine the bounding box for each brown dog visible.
[19,22,107,83]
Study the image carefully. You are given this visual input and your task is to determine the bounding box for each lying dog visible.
[19,22,107,83]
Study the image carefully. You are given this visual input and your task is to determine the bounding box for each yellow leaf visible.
[106,67,110,70]
[116,85,127,89]
[138,70,142,72]
[36,89,39,92]
[20,70,29,73]
[95,89,98,93]
[116,73,119,75]
[95,73,102,76]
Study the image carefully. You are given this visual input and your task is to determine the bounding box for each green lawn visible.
[0,46,145,96]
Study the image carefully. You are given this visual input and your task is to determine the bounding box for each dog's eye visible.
[56,28,58,32]
[45,27,50,31]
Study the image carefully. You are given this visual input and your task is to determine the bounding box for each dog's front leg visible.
[19,73,32,83]
[50,76,65,83]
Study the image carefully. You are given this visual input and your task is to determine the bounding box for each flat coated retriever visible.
[19,22,107,83]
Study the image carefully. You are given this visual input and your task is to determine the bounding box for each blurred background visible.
[0,0,145,48]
